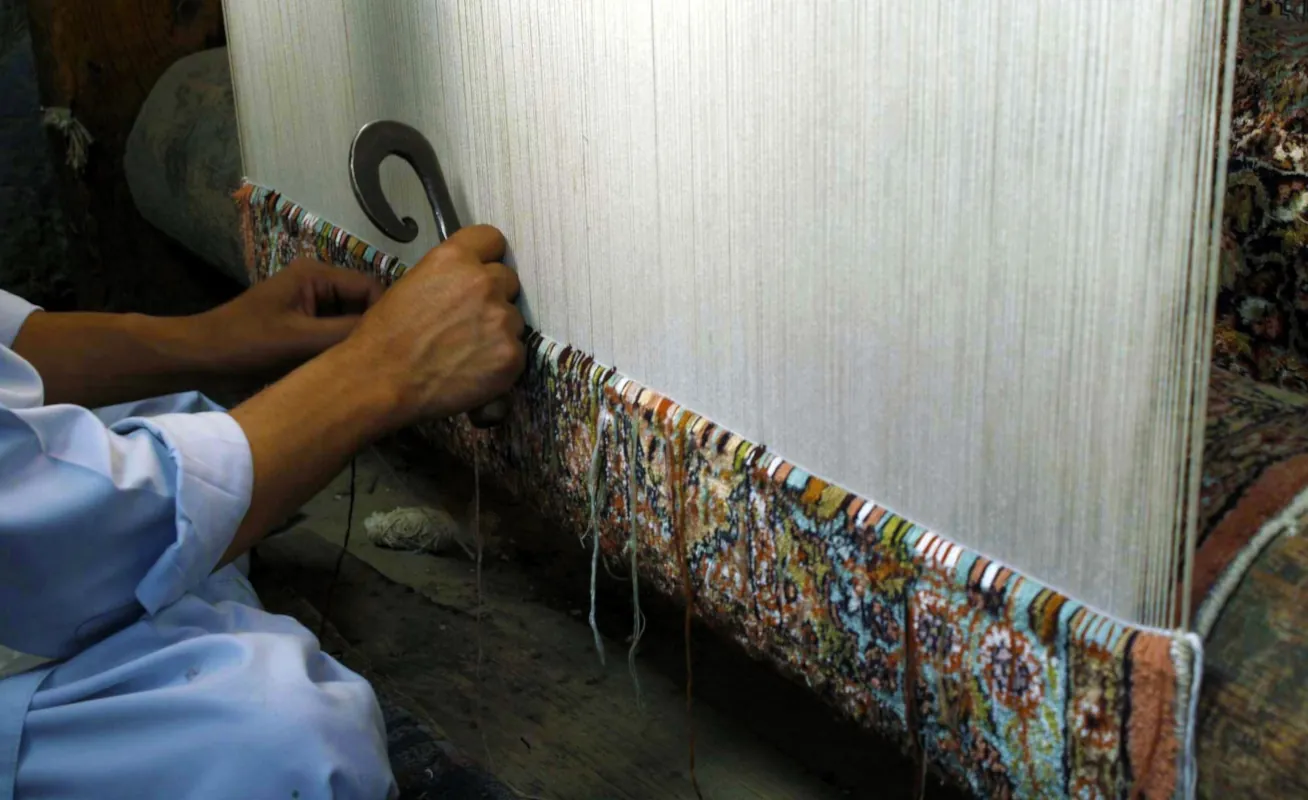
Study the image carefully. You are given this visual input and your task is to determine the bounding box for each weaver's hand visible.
[340,224,525,427]
[9,258,384,408]
[197,258,385,374]
[225,225,522,565]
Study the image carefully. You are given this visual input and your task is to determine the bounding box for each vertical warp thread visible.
[226,0,1238,627]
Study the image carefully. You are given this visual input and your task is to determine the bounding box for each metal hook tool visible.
[349,120,510,429]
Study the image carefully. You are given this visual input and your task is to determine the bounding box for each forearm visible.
[222,343,407,564]
[11,310,233,408]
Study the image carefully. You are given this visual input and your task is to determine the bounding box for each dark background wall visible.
[1,0,234,315]
[0,0,69,308]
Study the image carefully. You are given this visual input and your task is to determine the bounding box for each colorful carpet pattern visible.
[237,183,1201,799]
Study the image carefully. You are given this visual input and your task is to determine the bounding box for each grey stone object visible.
[124,48,247,286]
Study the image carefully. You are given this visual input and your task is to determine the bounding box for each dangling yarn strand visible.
[621,406,647,708]
[669,417,704,800]
[584,410,612,667]
[318,457,357,641]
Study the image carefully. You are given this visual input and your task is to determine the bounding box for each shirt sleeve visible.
[0,401,253,660]
[0,289,39,348]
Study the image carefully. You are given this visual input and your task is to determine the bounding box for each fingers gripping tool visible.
[348,120,510,429]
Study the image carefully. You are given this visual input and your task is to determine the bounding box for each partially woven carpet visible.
[239,183,1211,799]
[225,12,1308,798]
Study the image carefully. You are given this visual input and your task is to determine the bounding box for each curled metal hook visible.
[348,119,509,429]
[349,120,461,244]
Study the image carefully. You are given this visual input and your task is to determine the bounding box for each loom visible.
[182,0,1308,796]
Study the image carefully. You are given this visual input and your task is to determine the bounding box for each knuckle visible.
[438,241,465,261]
[470,273,496,298]
[489,304,516,328]
[495,339,523,369]
[420,244,458,271]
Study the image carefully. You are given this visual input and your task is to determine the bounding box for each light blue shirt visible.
[0,290,394,799]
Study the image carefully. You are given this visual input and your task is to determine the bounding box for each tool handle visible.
[350,120,511,429]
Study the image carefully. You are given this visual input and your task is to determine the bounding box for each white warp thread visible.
[1177,631,1205,800]
[225,0,1240,625]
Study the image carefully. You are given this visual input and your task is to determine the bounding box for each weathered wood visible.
[24,0,237,313]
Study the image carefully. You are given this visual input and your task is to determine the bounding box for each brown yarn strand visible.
[670,419,704,800]
[318,457,357,642]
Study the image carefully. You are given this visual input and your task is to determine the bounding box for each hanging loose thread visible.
[583,395,647,706]
[318,457,358,642]
[584,412,611,667]
[471,434,550,800]
[623,413,646,709]
[598,391,648,707]
[317,439,542,800]
[669,417,704,800]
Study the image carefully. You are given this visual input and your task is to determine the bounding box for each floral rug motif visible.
[237,184,1204,799]
[230,12,1308,796]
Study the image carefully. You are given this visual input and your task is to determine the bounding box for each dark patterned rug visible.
[379,695,519,800]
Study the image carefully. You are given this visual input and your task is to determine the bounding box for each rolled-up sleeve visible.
[0,402,253,660]
[0,290,38,348]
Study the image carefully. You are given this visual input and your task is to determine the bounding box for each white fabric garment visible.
[0,290,395,799]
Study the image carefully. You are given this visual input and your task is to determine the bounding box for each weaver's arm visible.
[11,260,383,409]
[226,225,523,564]
[0,226,522,667]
